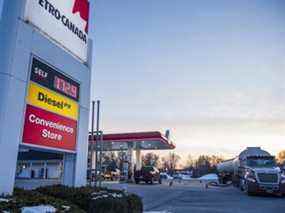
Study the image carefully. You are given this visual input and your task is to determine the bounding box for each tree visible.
[102,152,118,172]
[102,152,117,164]
[142,152,160,167]
[186,155,224,177]
[161,152,181,174]
[185,154,195,169]
[277,150,285,165]
[192,155,211,177]
[209,155,224,166]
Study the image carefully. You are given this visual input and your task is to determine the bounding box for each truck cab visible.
[239,156,285,195]
[218,147,285,196]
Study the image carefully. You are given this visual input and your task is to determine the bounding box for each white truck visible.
[217,147,285,196]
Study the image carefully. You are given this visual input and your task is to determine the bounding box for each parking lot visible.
[104,181,285,213]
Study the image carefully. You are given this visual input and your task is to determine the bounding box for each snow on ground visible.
[180,174,192,180]
[21,205,56,213]
[144,212,172,213]
[0,198,10,202]
[198,173,218,181]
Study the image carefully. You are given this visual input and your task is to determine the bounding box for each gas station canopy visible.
[89,131,175,151]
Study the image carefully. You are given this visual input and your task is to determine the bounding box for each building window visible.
[16,160,63,180]
[46,161,63,179]
[16,162,31,179]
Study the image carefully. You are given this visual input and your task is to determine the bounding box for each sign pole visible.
[95,100,100,187]
[99,131,103,188]
[90,101,95,186]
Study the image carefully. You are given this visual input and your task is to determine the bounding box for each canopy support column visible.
[135,149,142,171]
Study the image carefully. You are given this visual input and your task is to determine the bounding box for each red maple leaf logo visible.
[72,0,90,33]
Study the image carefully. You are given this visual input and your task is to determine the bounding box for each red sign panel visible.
[23,104,77,151]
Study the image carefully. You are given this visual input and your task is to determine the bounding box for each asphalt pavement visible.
[103,181,285,213]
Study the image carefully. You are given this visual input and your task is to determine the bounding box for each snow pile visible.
[21,205,56,213]
[0,198,10,203]
[91,191,124,200]
[144,211,172,213]
[61,205,71,211]
[180,174,192,180]
[198,173,218,181]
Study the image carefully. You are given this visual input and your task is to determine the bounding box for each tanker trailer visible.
[217,147,285,196]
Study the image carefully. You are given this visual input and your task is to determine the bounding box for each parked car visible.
[198,173,219,185]
[134,166,161,184]
[103,169,120,181]
[172,173,192,181]
[172,173,182,180]
[160,172,173,180]
[87,169,100,182]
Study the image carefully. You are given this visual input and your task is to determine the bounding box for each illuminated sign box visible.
[24,0,90,62]
[23,104,77,152]
[22,56,80,152]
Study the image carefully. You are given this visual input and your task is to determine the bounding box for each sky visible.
[91,0,285,161]
[1,0,284,162]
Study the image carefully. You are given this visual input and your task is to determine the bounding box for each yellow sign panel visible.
[27,82,78,120]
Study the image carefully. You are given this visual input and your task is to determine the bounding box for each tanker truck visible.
[217,147,285,195]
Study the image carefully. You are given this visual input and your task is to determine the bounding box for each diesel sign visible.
[27,82,79,120]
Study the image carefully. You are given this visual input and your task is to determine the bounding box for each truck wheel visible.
[243,183,254,196]
[239,179,245,191]
[135,179,139,184]
[247,191,254,196]
[243,182,248,194]
[233,176,240,187]
[159,178,162,184]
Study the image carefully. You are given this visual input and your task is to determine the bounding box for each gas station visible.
[0,0,176,194]
[88,131,175,181]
